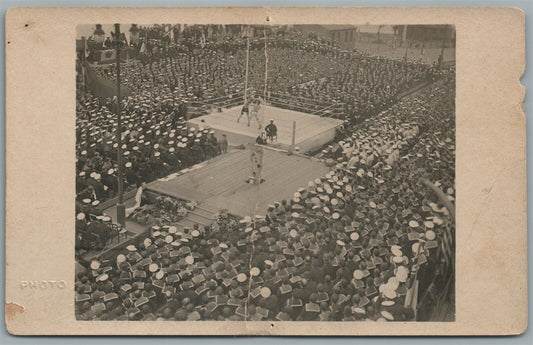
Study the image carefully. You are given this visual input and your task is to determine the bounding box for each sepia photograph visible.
[5,4,528,335]
[74,23,456,322]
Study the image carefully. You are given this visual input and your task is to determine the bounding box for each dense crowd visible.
[75,66,455,321]
[77,31,443,206]
[91,34,439,122]
[76,91,227,202]
[245,39,438,121]
[75,87,227,252]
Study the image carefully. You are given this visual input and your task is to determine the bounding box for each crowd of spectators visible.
[77,29,444,208]
[76,91,225,204]
[75,66,455,321]
[91,32,440,122]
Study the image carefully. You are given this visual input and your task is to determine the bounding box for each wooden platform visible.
[146,148,330,217]
[188,105,343,153]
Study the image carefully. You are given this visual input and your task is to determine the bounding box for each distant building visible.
[295,24,455,50]
[295,25,358,49]
[322,25,358,46]
[295,25,398,50]
[406,25,455,43]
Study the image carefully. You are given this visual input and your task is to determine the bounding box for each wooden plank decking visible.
[147,148,330,217]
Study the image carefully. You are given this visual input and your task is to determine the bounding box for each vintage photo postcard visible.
[5,7,526,335]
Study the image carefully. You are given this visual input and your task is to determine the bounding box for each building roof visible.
[319,25,357,32]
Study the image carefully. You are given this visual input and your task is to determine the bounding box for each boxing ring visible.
[188,103,344,153]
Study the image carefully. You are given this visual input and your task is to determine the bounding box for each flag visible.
[122,33,129,47]
[98,49,117,64]
[404,278,419,316]
[440,225,454,273]
[84,62,132,101]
